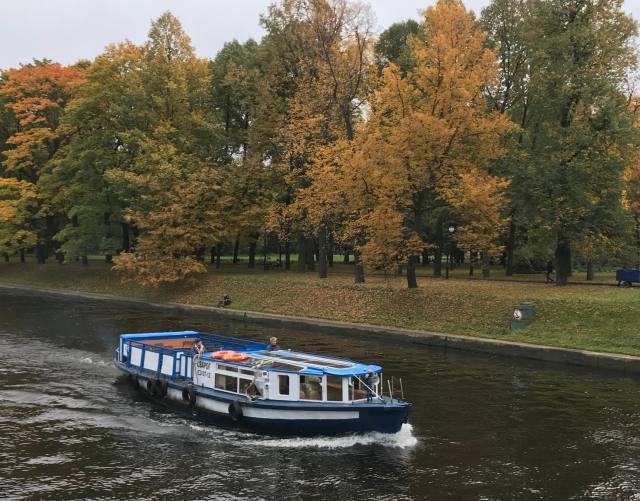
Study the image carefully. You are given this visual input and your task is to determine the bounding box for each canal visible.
[0,288,639,500]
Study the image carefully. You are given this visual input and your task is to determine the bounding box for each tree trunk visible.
[395,265,403,277]
[36,243,47,264]
[407,256,418,288]
[328,235,334,267]
[81,255,89,266]
[506,219,516,276]
[210,246,216,264]
[450,242,457,270]
[343,251,350,264]
[131,225,140,247]
[586,261,594,281]
[284,241,291,271]
[2,253,8,263]
[297,233,306,272]
[20,249,25,263]
[354,250,365,284]
[216,244,222,269]
[422,248,429,267]
[433,219,443,277]
[121,222,130,252]
[316,230,327,277]
[248,240,256,268]
[318,228,328,278]
[482,250,490,278]
[555,234,571,286]
[233,238,240,264]
[56,251,64,264]
[469,251,475,276]
[305,237,315,272]
[105,254,112,264]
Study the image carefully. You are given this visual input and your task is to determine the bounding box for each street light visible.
[444,223,456,279]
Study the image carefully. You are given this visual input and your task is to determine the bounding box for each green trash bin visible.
[511,302,536,329]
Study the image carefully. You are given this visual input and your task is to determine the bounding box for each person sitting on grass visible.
[217,294,231,307]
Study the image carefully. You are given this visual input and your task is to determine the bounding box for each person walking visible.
[545,260,554,283]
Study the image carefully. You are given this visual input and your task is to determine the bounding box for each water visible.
[0,289,639,500]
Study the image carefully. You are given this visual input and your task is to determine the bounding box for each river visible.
[0,288,639,500]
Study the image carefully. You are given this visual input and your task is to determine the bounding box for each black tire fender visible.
[154,379,168,398]
[229,401,243,422]
[146,379,156,395]
[182,385,196,405]
[132,377,140,390]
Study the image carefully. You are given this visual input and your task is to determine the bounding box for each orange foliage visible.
[340,0,515,272]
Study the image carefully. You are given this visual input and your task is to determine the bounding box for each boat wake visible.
[245,423,417,449]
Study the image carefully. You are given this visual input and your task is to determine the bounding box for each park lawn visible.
[1,260,639,356]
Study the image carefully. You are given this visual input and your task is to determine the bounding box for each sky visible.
[1,0,639,70]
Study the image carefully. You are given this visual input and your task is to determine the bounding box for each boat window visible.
[299,375,322,400]
[278,375,290,395]
[215,373,239,393]
[349,377,367,400]
[240,369,254,376]
[239,378,253,394]
[217,364,238,373]
[326,375,343,401]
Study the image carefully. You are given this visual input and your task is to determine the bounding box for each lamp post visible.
[444,223,456,279]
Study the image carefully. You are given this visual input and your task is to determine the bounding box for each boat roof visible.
[119,330,381,376]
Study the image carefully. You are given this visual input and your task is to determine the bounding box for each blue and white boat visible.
[114,331,410,435]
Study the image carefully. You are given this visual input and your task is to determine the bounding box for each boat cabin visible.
[118,331,381,404]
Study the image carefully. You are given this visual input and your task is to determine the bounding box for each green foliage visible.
[374,19,423,74]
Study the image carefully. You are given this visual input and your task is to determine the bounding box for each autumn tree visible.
[262,0,374,280]
[342,0,515,288]
[41,42,145,264]
[109,12,223,285]
[0,177,37,260]
[0,60,85,262]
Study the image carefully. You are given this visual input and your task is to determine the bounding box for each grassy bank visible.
[1,260,639,356]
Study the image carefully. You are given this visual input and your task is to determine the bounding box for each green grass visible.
[1,259,639,356]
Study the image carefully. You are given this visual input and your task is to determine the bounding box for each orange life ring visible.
[211,350,235,359]
[210,350,249,362]
[222,352,249,362]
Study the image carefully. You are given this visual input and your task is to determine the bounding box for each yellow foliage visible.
[339,0,515,271]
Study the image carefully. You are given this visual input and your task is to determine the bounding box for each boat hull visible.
[115,361,410,436]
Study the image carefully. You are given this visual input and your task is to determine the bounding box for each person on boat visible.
[366,371,375,402]
[194,340,205,355]
[266,337,279,351]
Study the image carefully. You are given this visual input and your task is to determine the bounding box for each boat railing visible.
[122,339,195,381]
